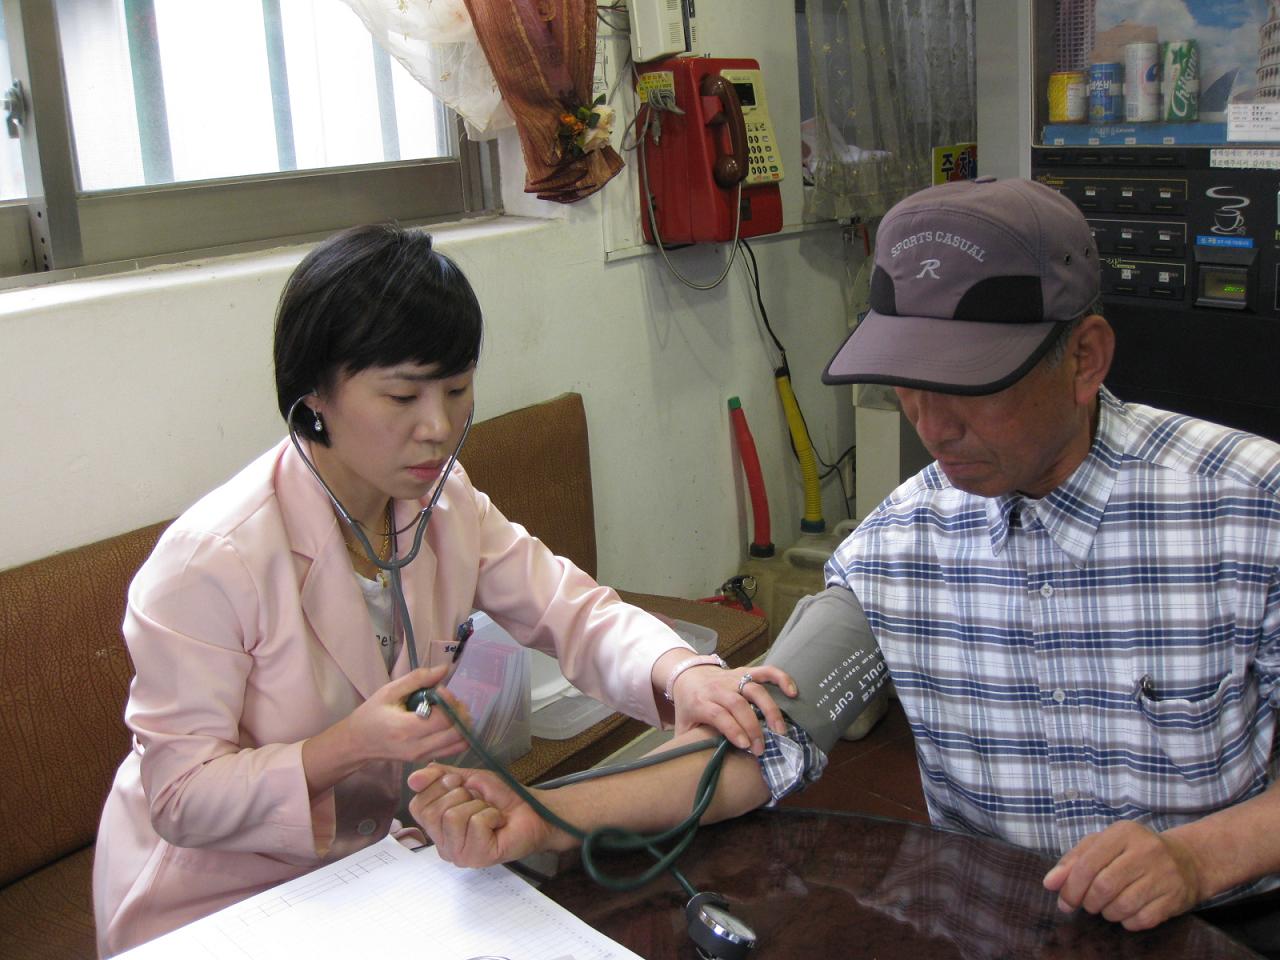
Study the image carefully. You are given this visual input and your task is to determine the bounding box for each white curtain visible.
[338,0,513,139]
[804,0,976,221]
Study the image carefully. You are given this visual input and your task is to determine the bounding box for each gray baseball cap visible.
[823,177,1100,395]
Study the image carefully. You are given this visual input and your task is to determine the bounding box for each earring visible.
[313,409,323,433]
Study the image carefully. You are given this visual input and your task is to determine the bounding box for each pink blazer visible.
[93,438,689,956]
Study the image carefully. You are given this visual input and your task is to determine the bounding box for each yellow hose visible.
[774,370,825,532]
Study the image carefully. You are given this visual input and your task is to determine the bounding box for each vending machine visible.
[1014,0,1280,441]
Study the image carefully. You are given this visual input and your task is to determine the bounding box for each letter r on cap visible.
[916,258,941,279]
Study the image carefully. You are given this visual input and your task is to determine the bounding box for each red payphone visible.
[636,57,783,245]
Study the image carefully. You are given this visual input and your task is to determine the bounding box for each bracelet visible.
[663,653,727,703]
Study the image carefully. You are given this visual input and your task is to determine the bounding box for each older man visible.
[409,177,1280,952]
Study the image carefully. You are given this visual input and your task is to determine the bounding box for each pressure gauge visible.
[686,892,757,960]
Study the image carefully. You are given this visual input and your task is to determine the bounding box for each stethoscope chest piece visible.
[406,688,431,719]
[686,891,756,960]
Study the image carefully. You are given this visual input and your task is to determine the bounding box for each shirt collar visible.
[985,387,1130,565]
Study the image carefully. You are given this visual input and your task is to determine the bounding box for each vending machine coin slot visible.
[1194,245,1255,311]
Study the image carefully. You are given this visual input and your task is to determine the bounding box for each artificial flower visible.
[556,94,614,158]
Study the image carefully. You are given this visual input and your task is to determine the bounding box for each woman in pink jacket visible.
[92,224,792,956]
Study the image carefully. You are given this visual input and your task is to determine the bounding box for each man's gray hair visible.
[1047,297,1104,366]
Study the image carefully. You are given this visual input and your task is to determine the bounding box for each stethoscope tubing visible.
[286,394,474,670]
[284,396,727,907]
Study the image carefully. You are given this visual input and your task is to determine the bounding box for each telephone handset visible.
[701,73,748,188]
[637,56,783,246]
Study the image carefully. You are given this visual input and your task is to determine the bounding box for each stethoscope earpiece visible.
[285,393,474,669]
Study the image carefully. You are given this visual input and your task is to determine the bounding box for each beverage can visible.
[1048,70,1088,123]
[1162,39,1199,122]
[1088,62,1124,124]
[1123,42,1160,122]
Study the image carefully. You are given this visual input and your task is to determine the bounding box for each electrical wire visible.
[596,8,629,31]
[738,238,856,518]
[738,237,787,369]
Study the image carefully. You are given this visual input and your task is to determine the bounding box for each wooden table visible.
[540,808,1262,959]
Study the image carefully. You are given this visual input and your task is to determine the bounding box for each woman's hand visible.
[666,657,797,756]
[303,665,472,797]
[351,665,472,763]
[407,764,570,867]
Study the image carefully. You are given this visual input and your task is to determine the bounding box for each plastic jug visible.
[740,522,856,640]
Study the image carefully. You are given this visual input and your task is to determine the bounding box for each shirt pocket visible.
[1127,671,1255,811]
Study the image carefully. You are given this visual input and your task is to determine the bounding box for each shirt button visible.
[1052,688,1066,703]
[356,818,378,836]
[1040,584,1054,598]
[1063,789,1079,801]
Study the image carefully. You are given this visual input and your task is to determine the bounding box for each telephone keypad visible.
[744,118,781,184]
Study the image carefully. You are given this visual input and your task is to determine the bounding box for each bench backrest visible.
[0,521,168,886]
[461,392,598,579]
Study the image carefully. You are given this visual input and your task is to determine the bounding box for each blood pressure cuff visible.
[759,586,888,755]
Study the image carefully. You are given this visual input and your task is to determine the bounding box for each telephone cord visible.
[636,98,744,291]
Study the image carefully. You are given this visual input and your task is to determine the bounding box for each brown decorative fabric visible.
[462,0,623,202]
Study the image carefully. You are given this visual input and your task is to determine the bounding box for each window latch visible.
[3,80,25,139]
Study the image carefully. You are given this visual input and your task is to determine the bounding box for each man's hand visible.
[1043,820,1203,930]
[406,764,571,868]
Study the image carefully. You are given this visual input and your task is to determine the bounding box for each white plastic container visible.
[530,693,613,740]
[529,617,719,740]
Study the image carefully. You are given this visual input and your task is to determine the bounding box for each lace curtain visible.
[803,0,976,222]
[338,0,512,138]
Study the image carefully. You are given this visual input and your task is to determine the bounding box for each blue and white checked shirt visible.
[826,388,1280,897]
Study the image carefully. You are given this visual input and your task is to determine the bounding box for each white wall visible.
[975,0,1032,179]
[0,1,855,598]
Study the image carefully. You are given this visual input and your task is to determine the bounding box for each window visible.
[0,0,495,280]
[0,12,23,203]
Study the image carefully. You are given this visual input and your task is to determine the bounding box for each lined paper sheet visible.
[116,837,643,960]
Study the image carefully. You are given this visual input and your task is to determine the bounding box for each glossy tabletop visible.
[540,809,1261,959]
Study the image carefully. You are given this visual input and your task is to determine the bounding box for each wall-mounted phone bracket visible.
[636,56,782,245]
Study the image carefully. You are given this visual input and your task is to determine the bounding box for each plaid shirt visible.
[826,388,1280,899]
[757,716,827,806]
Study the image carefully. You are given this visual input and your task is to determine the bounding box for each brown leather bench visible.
[0,392,767,958]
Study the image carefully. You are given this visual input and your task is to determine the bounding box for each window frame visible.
[0,0,497,283]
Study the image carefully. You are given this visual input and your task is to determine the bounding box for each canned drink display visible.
[1124,41,1160,122]
[1162,39,1199,122]
[1088,62,1124,124]
[1048,70,1088,123]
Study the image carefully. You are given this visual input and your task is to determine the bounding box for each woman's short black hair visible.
[274,223,483,445]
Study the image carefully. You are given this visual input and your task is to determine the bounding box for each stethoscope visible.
[286,394,757,960]
[287,394,473,695]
